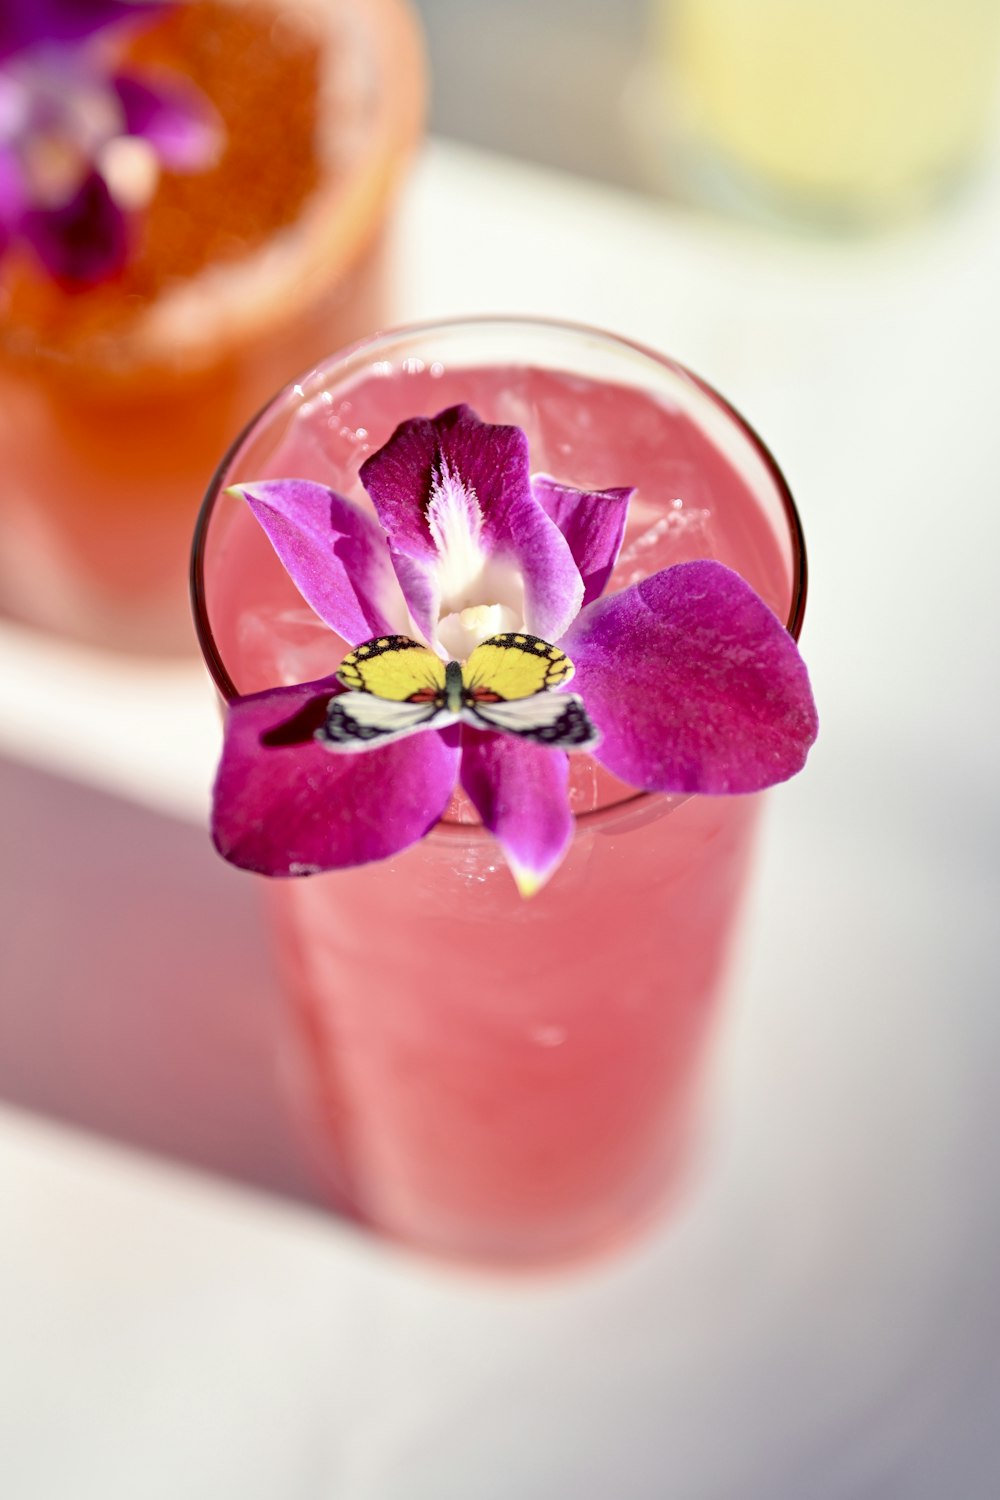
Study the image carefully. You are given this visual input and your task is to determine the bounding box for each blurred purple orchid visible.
[0,0,220,286]
[212,406,818,897]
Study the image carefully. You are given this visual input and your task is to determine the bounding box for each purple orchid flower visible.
[0,0,220,286]
[211,406,818,897]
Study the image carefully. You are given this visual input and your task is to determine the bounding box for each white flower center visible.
[436,602,522,662]
[426,460,525,659]
[98,135,160,212]
[427,459,484,602]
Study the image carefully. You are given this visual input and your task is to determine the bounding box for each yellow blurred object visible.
[656,0,1000,222]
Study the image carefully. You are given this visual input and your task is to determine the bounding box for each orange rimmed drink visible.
[0,0,424,653]
[193,318,811,1266]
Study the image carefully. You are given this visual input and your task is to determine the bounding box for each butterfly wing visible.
[462,633,596,749]
[319,693,444,751]
[328,631,595,749]
[466,691,600,750]
[323,635,449,750]
[463,633,574,700]
[337,635,447,701]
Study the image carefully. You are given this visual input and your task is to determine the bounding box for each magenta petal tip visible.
[563,559,818,796]
[460,729,574,896]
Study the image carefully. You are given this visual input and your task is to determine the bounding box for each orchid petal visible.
[20,170,127,286]
[384,547,437,647]
[233,480,407,646]
[532,475,634,607]
[358,410,440,559]
[360,405,584,644]
[0,3,165,60]
[113,71,222,172]
[0,144,25,224]
[562,560,818,795]
[459,728,573,897]
[212,675,460,876]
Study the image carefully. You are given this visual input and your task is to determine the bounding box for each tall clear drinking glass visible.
[192,317,807,1266]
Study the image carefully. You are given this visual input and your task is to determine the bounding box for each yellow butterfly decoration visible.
[319,633,600,752]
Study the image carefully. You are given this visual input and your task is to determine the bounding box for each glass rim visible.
[190,313,809,831]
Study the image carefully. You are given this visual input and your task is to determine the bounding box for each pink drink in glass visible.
[193,318,806,1265]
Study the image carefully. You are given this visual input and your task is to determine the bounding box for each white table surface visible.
[1,138,999,1499]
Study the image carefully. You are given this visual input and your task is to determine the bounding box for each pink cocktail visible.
[193,318,807,1265]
